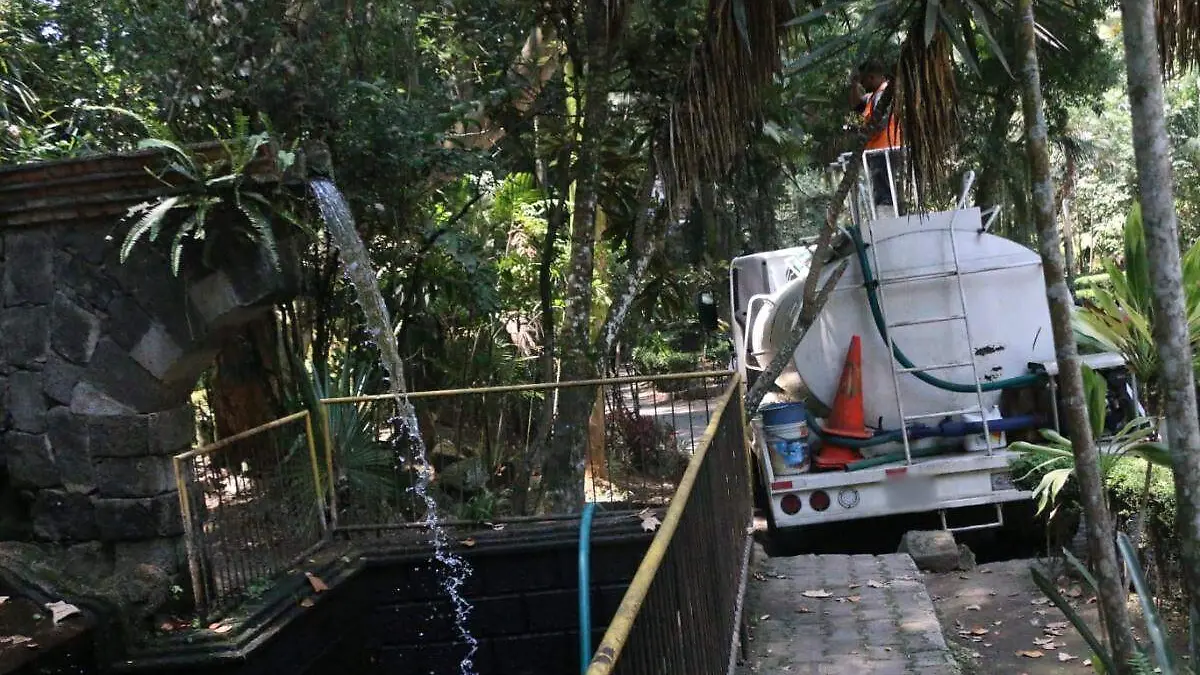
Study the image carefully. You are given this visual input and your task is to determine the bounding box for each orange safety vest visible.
[863,82,902,151]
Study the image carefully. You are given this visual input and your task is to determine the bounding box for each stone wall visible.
[0,150,298,576]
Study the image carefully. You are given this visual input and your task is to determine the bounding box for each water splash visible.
[310,179,479,675]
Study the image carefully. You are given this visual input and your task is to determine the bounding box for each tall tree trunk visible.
[1016,1,1138,669]
[1121,0,1200,661]
[541,0,620,513]
[745,85,895,412]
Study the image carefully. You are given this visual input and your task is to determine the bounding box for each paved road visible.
[738,548,961,675]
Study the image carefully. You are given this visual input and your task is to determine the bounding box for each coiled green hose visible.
[847,225,1045,393]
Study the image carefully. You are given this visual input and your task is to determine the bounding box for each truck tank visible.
[749,207,1057,432]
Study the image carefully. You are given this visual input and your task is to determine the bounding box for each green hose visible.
[847,226,1044,393]
[844,445,955,471]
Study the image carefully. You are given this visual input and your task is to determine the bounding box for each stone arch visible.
[0,148,301,573]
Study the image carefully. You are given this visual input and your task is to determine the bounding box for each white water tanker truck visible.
[731,151,1136,547]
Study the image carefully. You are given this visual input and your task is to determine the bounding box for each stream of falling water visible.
[311,179,479,675]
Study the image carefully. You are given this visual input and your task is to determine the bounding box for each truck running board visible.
[939,502,1004,533]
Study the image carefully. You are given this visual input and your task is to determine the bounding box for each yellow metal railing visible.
[172,370,735,613]
[586,374,754,675]
[173,410,327,613]
[318,371,734,533]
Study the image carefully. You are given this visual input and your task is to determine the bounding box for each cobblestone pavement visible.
[738,550,961,675]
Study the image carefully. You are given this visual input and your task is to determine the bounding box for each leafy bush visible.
[629,329,731,375]
[607,409,687,481]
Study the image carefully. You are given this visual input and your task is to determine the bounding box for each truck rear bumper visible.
[762,448,1031,528]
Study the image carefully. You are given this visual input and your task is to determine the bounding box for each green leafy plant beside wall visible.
[1011,366,1170,525]
[1074,201,1200,398]
[112,110,310,275]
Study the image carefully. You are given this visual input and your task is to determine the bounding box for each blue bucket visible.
[761,402,807,427]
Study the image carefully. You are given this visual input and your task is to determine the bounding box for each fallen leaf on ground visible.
[993,621,1003,626]
[639,512,662,532]
[1057,652,1077,662]
[795,607,812,614]
[460,537,477,548]
[1017,650,1044,659]
[1030,598,1050,606]
[846,595,861,603]
[759,615,770,621]
[300,598,315,608]
[848,583,861,589]
[208,623,233,634]
[0,596,8,605]
[966,604,982,611]
[1046,621,1069,630]
[802,590,832,598]
[969,627,989,636]
[1083,659,1093,667]
[867,580,886,589]
[1,635,32,646]
[305,572,329,593]
[45,601,81,624]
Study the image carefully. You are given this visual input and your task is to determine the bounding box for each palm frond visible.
[653,0,795,212]
[894,25,960,204]
[1158,0,1200,79]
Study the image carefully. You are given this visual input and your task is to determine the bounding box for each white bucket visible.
[764,420,809,442]
[765,421,810,474]
[962,406,1006,452]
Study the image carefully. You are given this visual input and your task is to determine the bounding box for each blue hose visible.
[802,406,1044,448]
[579,502,597,675]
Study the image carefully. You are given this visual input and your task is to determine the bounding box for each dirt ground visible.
[926,558,1189,674]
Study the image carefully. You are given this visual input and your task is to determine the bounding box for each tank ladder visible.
[858,156,995,466]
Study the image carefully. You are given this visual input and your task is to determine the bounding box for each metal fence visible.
[321,371,733,535]
[173,411,327,613]
[586,375,754,675]
[171,371,735,613]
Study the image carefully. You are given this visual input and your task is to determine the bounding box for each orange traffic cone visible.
[815,335,870,470]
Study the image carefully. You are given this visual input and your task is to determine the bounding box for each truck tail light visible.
[810,490,831,512]
[780,493,802,515]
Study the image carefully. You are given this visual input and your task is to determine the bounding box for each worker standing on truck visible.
[848,60,904,217]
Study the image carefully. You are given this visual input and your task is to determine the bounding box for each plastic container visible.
[962,406,1006,452]
[763,406,811,474]
[761,402,807,427]
[769,438,810,474]
[764,420,808,441]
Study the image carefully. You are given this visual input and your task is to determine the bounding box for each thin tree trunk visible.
[1121,0,1200,661]
[1017,1,1138,669]
[745,86,894,413]
[541,0,621,513]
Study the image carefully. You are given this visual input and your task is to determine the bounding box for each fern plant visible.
[104,108,308,276]
[1012,365,1171,521]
